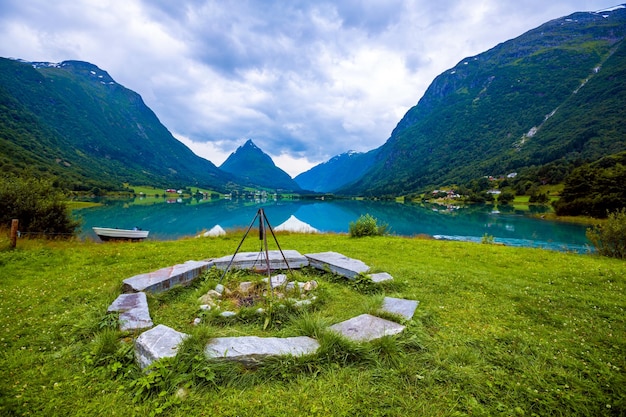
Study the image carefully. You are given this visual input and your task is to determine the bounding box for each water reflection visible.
[74,198,591,252]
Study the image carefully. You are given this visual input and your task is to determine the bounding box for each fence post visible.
[10,219,19,249]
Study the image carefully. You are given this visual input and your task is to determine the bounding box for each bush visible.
[586,208,626,259]
[497,191,515,205]
[0,175,80,238]
[349,214,389,237]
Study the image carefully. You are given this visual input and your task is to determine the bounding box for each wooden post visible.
[10,219,19,249]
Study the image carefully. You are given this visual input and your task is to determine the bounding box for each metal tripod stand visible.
[218,208,293,285]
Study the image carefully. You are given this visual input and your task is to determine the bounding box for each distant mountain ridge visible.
[2,5,626,196]
[294,149,378,192]
[220,139,302,192]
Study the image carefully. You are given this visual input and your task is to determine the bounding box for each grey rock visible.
[369,272,394,283]
[212,250,308,271]
[198,290,221,305]
[123,260,212,293]
[293,299,312,308]
[381,297,419,320]
[205,336,320,365]
[263,274,288,288]
[135,324,188,369]
[107,292,153,331]
[305,251,370,279]
[303,280,318,291]
[328,314,405,342]
[238,281,255,294]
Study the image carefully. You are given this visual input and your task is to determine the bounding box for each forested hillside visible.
[0,59,233,192]
[342,8,626,196]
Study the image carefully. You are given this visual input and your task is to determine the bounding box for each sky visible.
[0,0,619,177]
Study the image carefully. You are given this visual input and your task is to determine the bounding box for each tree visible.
[586,208,626,259]
[349,214,389,237]
[498,191,515,205]
[0,175,80,238]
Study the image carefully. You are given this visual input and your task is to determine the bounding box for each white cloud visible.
[174,134,231,167]
[0,0,617,176]
[271,154,320,178]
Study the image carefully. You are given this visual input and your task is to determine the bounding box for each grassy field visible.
[0,232,624,416]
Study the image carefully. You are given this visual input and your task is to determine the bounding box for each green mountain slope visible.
[219,139,302,192]
[0,58,233,191]
[343,7,626,196]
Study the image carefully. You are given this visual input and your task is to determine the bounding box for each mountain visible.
[219,139,302,192]
[337,6,626,196]
[0,58,234,192]
[294,149,378,192]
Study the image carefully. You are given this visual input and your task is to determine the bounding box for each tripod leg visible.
[218,209,261,284]
[264,211,293,276]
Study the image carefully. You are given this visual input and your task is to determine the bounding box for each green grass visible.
[1,232,624,416]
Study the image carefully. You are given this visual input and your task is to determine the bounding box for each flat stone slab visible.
[381,297,419,320]
[369,272,394,283]
[122,260,211,293]
[211,250,308,271]
[108,292,153,331]
[305,251,370,279]
[135,324,188,369]
[205,336,320,365]
[328,314,405,342]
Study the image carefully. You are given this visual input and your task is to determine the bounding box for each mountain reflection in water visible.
[74,198,592,253]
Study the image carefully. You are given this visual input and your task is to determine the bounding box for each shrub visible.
[348,214,389,237]
[586,208,626,259]
[497,191,515,205]
[0,175,80,238]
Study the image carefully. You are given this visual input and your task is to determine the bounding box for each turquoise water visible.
[74,197,592,253]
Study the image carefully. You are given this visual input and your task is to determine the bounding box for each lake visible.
[73,197,592,252]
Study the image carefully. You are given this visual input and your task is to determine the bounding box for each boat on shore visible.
[92,227,149,242]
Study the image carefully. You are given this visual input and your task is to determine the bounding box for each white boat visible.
[92,227,149,241]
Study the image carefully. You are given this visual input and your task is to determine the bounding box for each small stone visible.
[220,311,236,318]
[369,272,394,283]
[199,304,211,311]
[263,274,288,288]
[239,282,255,294]
[293,299,312,308]
[176,387,188,399]
[303,280,318,291]
[215,284,225,294]
[256,308,265,314]
[198,291,220,305]
[193,317,202,326]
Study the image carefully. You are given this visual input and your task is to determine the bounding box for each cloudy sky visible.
[0,0,618,176]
